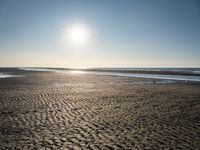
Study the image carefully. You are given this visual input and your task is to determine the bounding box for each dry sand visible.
[0,71,200,149]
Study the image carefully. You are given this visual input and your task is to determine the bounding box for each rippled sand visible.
[0,72,200,149]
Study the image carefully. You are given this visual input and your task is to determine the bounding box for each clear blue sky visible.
[0,0,200,68]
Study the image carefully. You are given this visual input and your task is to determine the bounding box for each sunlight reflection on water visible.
[70,70,86,74]
[18,68,200,82]
[0,73,21,79]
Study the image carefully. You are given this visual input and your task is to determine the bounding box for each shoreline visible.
[1,67,200,83]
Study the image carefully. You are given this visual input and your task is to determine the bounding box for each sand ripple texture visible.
[0,72,200,149]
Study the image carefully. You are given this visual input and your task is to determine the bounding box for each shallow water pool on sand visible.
[0,73,21,79]
[67,71,200,82]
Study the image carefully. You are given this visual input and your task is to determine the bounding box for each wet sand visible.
[0,71,200,149]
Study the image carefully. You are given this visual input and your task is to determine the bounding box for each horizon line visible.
[0,66,200,69]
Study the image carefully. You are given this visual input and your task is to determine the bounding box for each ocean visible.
[0,67,200,82]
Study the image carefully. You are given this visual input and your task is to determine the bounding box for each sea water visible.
[0,73,20,79]
[19,67,200,82]
[71,68,200,82]
[87,71,200,82]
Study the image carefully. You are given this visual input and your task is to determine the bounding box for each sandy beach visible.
[0,69,200,149]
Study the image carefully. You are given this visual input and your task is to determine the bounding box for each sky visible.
[0,0,200,68]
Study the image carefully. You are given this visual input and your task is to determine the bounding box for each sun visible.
[66,24,91,47]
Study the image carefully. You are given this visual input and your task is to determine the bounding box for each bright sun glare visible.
[66,24,91,47]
